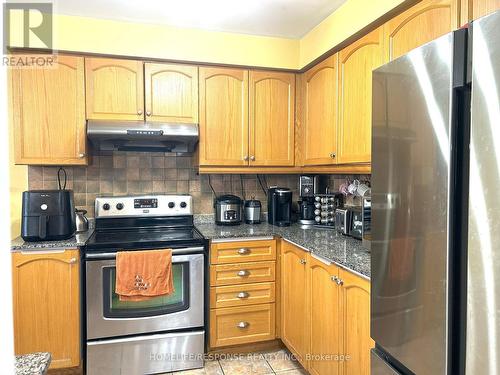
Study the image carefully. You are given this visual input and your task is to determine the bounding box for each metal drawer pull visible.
[299,259,307,265]
[237,321,250,329]
[331,276,338,282]
[237,270,250,277]
[336,278,344,286]
[238,248,251,255]
[237,292,249,299]
[69,257,77,264]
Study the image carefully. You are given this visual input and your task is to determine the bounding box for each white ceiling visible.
[49,0,347,39]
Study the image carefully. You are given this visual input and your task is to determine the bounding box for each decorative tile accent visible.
[27,151,370,218]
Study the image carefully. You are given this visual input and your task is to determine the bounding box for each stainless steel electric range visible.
[84,195,208,375]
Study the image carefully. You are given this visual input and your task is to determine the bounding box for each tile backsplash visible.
[28,150,370,217]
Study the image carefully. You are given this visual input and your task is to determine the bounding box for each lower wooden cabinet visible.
[339,268,374,375]
[280,241,309,366]
[210,303,276,347]
[280,240,372,375]
[209,239,277,349]
[12,249,80,369]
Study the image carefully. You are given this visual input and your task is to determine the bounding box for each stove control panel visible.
[95,195,193,218]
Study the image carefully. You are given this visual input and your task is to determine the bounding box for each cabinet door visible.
[308,256,341,375]
[249,70,295,166]
[11,55,86,165]
[301,54,338,166]
[199,67,249,166]
[339,269,373,375]
[385,0,459,61]
[144,63,198,123]
[338,27,385,164]
[470,0,500,20]
[85,58,144,120]
[280,241,308,365]
[12,250,80,369]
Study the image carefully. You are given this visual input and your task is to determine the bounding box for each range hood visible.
[87,120,199,153]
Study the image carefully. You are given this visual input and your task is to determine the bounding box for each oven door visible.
[86,251,204,340]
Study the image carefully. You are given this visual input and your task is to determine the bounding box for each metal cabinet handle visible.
[331,276,338,282]
[146,111,151,116]
[69,257,77,264]
[137,109,143,115]
[250,156,255,161]
[237,270,250,277]
[237,321,250,329]
[299,259,307,265]
[243,156,249,161]
[78,153,86,158]
[237,292,249,299]
[238,248,251,255]
[336,278,344,286]
[330,152,336,158]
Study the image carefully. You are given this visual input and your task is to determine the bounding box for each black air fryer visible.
[21,190,76,241]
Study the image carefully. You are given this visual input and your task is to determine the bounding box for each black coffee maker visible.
[298,175,327,226]
[267,187,292,227]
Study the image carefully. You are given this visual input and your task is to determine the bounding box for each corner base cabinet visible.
[12,249,81,369]
[280,240,373,375]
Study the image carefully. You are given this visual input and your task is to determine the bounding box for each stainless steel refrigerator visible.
[371,9,500,375]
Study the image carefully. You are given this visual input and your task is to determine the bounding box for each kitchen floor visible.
[166,349,307,375]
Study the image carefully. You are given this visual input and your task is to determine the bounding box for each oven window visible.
[102,262,190,318]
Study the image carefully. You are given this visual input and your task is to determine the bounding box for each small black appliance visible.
[267,187,292,227]
[299,175,328,197]
[299,197,316,225]
[21,190,76,241]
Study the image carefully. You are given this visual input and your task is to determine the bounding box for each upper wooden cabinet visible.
[85,58,144,121]
[199,67,249,166]
[338,27,385,164]
[249,70,295,166]
[12,249,80,369]
[339,268,374,375]
[144,63,198,123]
[467,0,500,21]
[300,54,338,166]
[280,241,309,366]
[11,55,87,165]
[308,256,341,375]
[385,0,459,61]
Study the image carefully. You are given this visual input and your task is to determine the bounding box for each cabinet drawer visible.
[210,304,275,348]
[210,261,275,286]
[210,282,275,309]
[211,240,276,264]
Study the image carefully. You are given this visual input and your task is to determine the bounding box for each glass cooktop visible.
[85,226,206,251]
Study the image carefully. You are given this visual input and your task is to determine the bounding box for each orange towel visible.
[115,249,174,302]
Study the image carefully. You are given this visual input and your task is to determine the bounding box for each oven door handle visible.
[85,246,205,259]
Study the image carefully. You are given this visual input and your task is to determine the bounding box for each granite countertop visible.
[11,228,94,251]
[15,352,51,375]
[195,221,371,279]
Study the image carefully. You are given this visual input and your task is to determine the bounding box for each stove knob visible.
[180,201,187,208]
[102,203,110,211]
[168,202,175,209]
[116,203,124,210]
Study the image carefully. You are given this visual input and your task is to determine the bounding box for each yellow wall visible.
[8,1,411,69]
[299,0,408,67]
